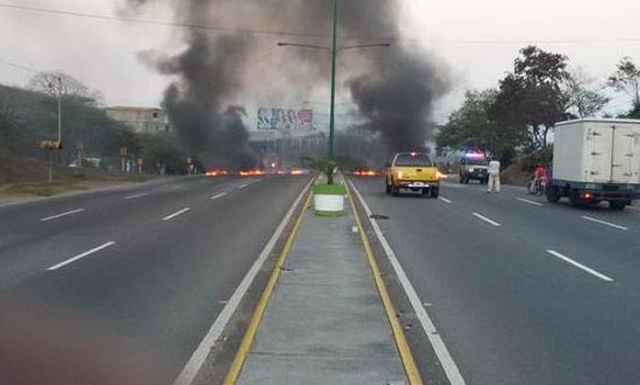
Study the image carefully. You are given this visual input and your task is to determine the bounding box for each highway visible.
[350,176,640,385]
[3,172,640,384]
[0,175,310,383]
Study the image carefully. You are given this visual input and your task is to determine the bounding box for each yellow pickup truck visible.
[385,152,441,198]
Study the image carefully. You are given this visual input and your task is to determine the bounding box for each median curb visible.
[222,176,422,385]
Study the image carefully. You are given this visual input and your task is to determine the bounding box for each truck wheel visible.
[609,201,626,210]
[430,188,439,199]
[546,186,560,203]
[392,186,399,196]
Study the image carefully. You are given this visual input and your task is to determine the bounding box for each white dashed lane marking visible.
[472,212,501,227]
[581,215,629,231]
[546,250,614,282]
[47,241,116,271]
[40,208,85,222]
[517,198,543,206]
[124,192,150,200]
[163,208,191,221]
[211,192,227,200]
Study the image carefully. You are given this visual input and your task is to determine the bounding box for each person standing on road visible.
[487,158,501,193]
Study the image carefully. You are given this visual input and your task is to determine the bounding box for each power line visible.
[0,3,640,45]
[389,37,640,46]
[0,2,331,40]
[3,3,640,46]
[0,57,38,73]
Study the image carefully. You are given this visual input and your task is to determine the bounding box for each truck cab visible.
[385,152,440,198]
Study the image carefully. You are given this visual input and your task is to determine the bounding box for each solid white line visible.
[124,192,149,200]
[350,181,466,385]
[438,197,452,204]
[172,178,314,385]
[210,192,227,200]
[581,215,629,231]
[472,212,501,227]
[546,250,614,282]
[517,198,543,206]
[238,183,249,189]
[47,241,116,271]
[163,208,191,221]
[40,208,85,222]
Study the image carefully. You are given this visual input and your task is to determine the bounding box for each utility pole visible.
[276,0,388,162]
[56,75,62,143]
[328,0,339,161]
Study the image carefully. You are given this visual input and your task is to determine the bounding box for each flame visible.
[206,169,228,177]
[240,169,264,177]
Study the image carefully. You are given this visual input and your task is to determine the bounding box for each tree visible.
[437,89,524,165]
[27,71,98,103]
[608,57,640,107]
[437,90,496,152]
[624,103,640,119]
[137,132,185,174]
[491,46,571,149]
[564,67,609,118]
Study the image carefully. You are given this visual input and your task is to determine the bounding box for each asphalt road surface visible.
[350,176,640,385]
[0,174,310,383]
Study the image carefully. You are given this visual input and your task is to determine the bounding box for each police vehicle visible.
[459,152,489,184]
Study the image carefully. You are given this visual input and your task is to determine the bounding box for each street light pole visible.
[277,0,388,162]
[328,0,339,161]
[57,75,62,143]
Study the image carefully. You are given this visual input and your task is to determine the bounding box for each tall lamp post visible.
[48,74,63,143]
[57,75,62,143]
[328,0,339,161]
[277,0,389,161]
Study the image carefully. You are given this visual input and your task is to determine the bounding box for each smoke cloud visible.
[125,0,450,165]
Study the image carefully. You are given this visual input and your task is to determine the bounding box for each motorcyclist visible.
[531,164,548,193]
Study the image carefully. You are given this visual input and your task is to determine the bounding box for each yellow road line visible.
[346,180,425,385]
[223,186,313,385]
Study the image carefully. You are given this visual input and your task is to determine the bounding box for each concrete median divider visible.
[222,174,424,385]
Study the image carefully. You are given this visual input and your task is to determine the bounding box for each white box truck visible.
[546,118,640,209]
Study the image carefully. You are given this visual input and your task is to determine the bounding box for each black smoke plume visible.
[125,0,449,164]
[126,1,257,168]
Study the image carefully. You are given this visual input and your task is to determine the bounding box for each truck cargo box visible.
[553,119,640,185]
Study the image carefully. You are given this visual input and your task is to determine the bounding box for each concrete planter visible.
[313,184,346,216]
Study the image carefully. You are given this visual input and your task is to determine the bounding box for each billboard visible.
[257,107,314,131]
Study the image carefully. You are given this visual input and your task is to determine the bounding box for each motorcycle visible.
[527,177,547,195]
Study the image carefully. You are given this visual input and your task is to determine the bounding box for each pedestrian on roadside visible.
[487,158,501,193]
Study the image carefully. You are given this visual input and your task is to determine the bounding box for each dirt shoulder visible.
[0,172,167,206]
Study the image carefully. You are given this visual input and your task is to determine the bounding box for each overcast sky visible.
[1,0,640,124]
